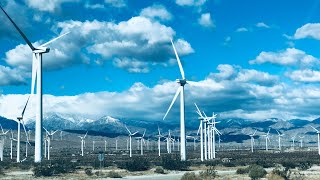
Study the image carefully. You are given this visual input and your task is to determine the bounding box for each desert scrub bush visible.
[236,167,249,174]
[33,163,76,177]
[120,157,150,171]
[161,154,190,171]
[248,164,267,180]
[108,170,122,178]
[199,166,217,179]
[154,166,165,174]
[222,162,236,167]
[85,167,93,176]
[180,172,200,180]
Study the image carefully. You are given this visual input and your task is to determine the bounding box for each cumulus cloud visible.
[0,66,26,86]
[236,27,249,32]
[286,69,320,82]
[250,48,319,67]
[1,64,319,122]
[4,16,193,73]
[24,0,79,12]
[104,0,126,8]
[140,4,172,22]
[294,23,320,40]
[256,22,270,28]
[198,13,214,28]
[113,58,150,73]
[175,0,207,7]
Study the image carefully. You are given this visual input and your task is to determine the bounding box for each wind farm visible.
[2,0,320,179]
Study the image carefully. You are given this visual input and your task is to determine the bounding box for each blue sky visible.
[1,0,320,122]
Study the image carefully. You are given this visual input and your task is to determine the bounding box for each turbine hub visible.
[176,79,187,86]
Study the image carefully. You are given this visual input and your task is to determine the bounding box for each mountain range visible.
[1,113,320,143]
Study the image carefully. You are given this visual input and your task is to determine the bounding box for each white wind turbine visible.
[0,124,9,161]
[157,126,164,156]
[299,135,305,148]
[43,128,58,160]
[13,96,31,162]
[310,126,320,155]
[137,130,146,155]
[275,130,284,151]
[10,130,16,160]
[262,128,271,151]
[207,113,221,159]
[78,131,88,156]
[125,126,138,158]
[0,6,69,163]
[291,135,296,150]
[195,103,204,161]
[249,130,257,153]
[163,39,196,161]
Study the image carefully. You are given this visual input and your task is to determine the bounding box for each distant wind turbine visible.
[125,126,138,158]
[43,128,58,160]
[157,126,164,156]
[299,135,305,148]
[195,103,204,161]
[137,130,146,155]
[0,6,69,163]
[78,131,88,156]
[310,125,320,155]
[262,128,271,151]
[276,130,284,151]
[249,130,257,153]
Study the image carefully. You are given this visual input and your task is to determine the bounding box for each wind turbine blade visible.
[163,86,182,120]
[253,130,257,136]
[21,95,30,118]
[125,125,132,134]
[84,131,88,138]
[157,125,161,135]
[310,125,319,132]
[170,39,185,79]
[21,120,29,143]
[132,131,139,136]
[0,124,3,134]
[197,123,201,135]
[0,6,35,50]
[39,32,70,47]
[142,130,146,137]
[267,128,270,135]
[194,103,203,117]
[52,130,58,135]
[43,127,49,134]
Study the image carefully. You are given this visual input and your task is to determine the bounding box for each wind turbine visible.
[207,113,221,159]
[311,125,320,155]
[11,96,31,162]
[10,130,16,160]
[163,39,195,161]
[137,130,146,155]
[291,135,296,150]
[125,126,138,158]
[275,130,284,151]
[78,131,88,156]
[104,140,107,152]
[299,135,305,148]
[0,6,69,163]
[195,103,204,161]
[157,126,164,156]
[249,130,257,153]
[262,128,271,151]
[0,124,9,161]
[43,128,58,160]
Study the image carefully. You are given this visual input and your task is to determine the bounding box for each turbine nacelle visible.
[33,47,50,54]
[176,79,187,86]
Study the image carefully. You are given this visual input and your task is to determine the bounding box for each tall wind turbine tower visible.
[163,39,195,161]
[249,130,257,153]
[310,126,320,155]
[276,130,284,151]
[0,6,69,163]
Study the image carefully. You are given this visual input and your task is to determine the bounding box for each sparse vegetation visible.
[199,166,217,179]
[180,172,200,180]
[161,154,190,170]
[154,166,165,174]
[119,156,150,171]
[85,167,93,176]
[248,164,267,180]
[32,162,76,177]
[108,170,122,178]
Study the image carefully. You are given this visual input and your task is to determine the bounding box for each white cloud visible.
[104,0,126,8]
[24,0,79,12]
[140,4,172,22]
[294,23,320,40]
[198,13,214,28]
[175,0,207,7]
[236,27,249,32]
[113,58,150,73]
[250,48,319,67]
[84,3,105,9]
[0,66,26,86]
[4,16,193,73]
[286,69,320,82]
[256,22,270,28]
